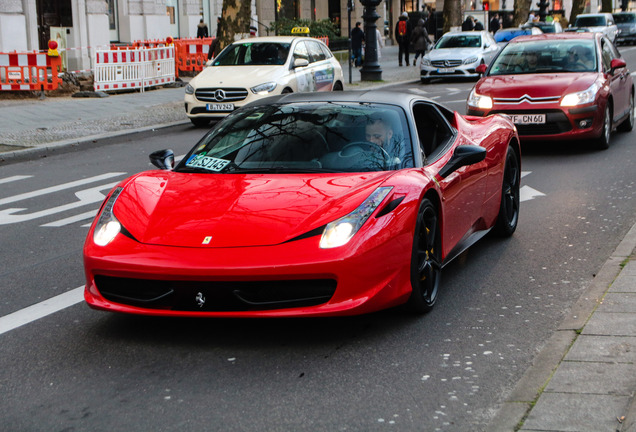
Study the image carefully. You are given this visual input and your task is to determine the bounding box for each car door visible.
[306,40,335,91]
[601,38,629,122]
[291,41,313,92]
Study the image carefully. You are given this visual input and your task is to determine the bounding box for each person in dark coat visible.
[474,19,484,31]
[350,22,365,67]
[490,13,501,34]
[197,19,209,38]
[395,12,413,66]
[208,17,222,60]
[461,16,475,31]
[411,19,432,66]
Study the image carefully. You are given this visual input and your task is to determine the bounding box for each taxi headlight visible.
[467,88,493,109]
[250,82,277,95]
[185,84,194,95]
[320,187,392,249]
[561,82,600,107]
[93,187,123,246]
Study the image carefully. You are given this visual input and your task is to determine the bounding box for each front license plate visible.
[510,114,546,124]
[437,67,455,73]
[207,103,234,112]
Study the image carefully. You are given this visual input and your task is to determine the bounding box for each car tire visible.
[190,118,210,127]
[282,88,293,94]
[332,82,343,91]
[595,105,612,150]
[617,92,634,132]
[420,77,430,84]
[493,146,520,237]
[406,198,441,314]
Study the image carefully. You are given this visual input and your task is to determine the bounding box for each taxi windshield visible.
[213,42,291,66]
[177,103,414,174]
[489,40,597,75]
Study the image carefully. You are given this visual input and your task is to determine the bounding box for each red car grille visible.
[94,276,337,312]
[490,109,572,136]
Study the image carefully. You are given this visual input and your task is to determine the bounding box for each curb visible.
[487,220,636,431]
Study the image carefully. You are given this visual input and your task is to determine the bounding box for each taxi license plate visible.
[437,67,455,73]
[510,114,546,124]
[207,103,234,112]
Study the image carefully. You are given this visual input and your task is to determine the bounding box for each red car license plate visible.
[510,114,546,124]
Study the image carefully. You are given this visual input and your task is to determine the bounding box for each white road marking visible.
[41,209,98,227]
[0,175,33,185]
[520,185,546,202]
[0,172,125,206]
[0,182,118,225]
[0,286,84,336]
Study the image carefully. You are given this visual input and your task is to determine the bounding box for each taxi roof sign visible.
[291,26,310,34]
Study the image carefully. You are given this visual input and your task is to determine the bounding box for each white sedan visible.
[420,31,500,83]
[185,36,344,126]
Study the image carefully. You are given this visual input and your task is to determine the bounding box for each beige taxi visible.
[184,36,344,126]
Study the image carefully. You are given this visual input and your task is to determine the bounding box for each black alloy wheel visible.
[595,105,612,150]
[407,198,441,314]
[493,146,520,237]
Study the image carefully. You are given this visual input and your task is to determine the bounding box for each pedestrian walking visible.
[375,27,384,60]
[490,13,501,34]
[208,17,222,61]
[196,19,209,38]
[351,22,365,67]
[474,19,484,31]
[395,12,412,66]
[462,16,475,31]
[411,19,432,66]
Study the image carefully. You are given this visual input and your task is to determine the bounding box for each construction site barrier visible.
[315,36,330,47]
[0,52,62,91]
[93,46,175,92]
[174,37,212,76]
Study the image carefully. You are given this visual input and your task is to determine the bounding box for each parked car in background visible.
[524,21,563,33]
[571,13,618,43]
[494,26,543,47]
[613,12,636,45]
[420,31,500,83]
[184,36,344,127]
[467,33,633,150]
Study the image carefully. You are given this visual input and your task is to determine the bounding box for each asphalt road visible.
[1,51,636,431]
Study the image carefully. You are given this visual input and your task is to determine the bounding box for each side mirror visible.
[293,58,309,68]
[476,63,487,74]
[438,145,487,178]
[150,149,175,170]
[610,58,626,73]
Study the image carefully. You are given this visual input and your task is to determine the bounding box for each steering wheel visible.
[341,141,391,161]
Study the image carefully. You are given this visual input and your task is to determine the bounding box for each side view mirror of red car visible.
[150,149,175,170]
[476,64,487,74]
[438,145,487,178]
[610,58,627,73]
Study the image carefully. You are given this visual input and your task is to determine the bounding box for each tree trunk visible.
[569,0,587,24]
[512,0,531,27]
[442,0,461,34]
[219,0,252,50]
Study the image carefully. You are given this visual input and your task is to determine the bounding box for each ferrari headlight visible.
[250,82,277,94]
[467,88,493,109]
[561,82,600,107]
[93,187,123,246]
[464,56,479,65]
[185,84,194,95]
[320,187,392,249]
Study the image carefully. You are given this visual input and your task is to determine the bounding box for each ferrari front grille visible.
[95,276,337,311]
[195,87,248,102]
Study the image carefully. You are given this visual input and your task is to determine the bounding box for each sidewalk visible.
[0,44,419,162]
[1,41,636,432]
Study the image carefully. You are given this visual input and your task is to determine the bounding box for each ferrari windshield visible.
[489,39,597,74]
[177,102,414,173]
[212,42,291,66]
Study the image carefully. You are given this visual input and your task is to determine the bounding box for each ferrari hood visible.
[192,65,286,88]
[476,73,599,98]
[112,171,393,248]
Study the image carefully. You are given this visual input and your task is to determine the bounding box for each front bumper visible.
[421,65,481,80]
[466,103,603,141]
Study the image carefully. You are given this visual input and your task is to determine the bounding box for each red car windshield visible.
[177,102,414,174]
[489,40,597,75]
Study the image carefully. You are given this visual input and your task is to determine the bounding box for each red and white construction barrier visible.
[93,46,175,92]
[0,52,62,91]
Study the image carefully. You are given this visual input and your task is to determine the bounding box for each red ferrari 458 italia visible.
[83,91,520,317]
[467,33,634,149]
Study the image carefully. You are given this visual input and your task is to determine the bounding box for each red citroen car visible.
[467,33,633,149]
[84,91,520,318]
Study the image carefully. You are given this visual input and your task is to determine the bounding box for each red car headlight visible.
[93,187,123,246]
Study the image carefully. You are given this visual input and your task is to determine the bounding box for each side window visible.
[293,42,309,63]
[307,41,326,63]
[601,40,614,71]
[319,43,333,59]
[412,103,451,163]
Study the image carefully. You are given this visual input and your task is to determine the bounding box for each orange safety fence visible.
[315,36,329,47]
[0,51,63,91]
[173,38,213,76]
